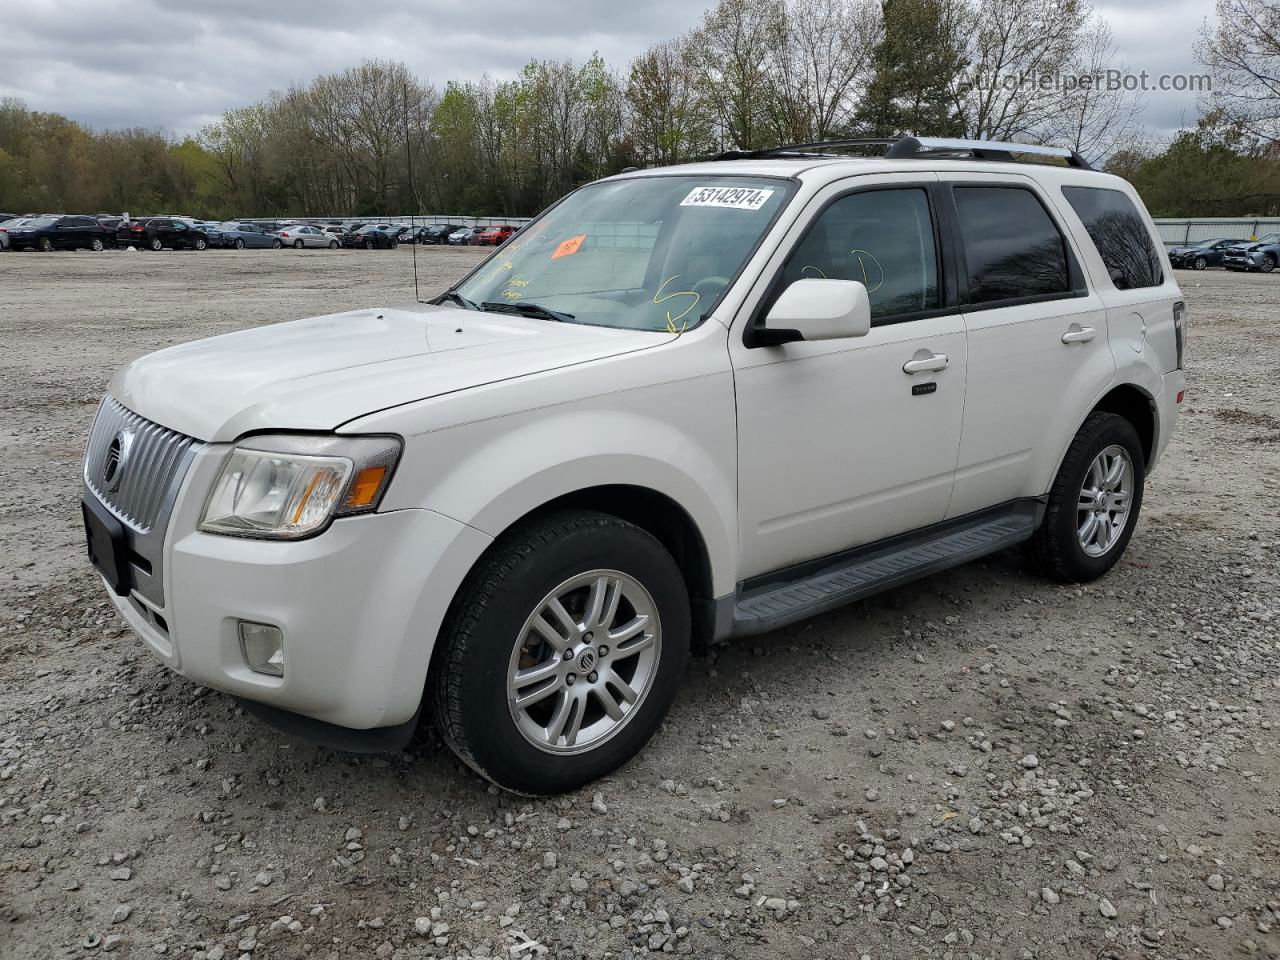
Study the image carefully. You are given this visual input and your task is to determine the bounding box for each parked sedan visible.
[214,221,283,249]
[341,225,399,249]
[414,223,455,244]
[474,224,517,246]
[0,217,35,251]
[278,224,341,249]
[117,218,210,251]
[1168,238,1236,270]
[5,215,113,252]
[1222,234,1280,272]
[447,226,487,246]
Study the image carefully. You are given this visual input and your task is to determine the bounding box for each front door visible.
[731,175,967,580]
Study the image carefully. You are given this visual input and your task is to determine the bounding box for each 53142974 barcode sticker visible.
[679,186,775,211]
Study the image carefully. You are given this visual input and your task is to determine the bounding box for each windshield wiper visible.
[480,301,576,323]
[436,291,479,311]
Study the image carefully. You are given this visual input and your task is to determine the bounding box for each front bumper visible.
[93,442,493,733]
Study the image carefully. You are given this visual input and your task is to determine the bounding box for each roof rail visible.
[711,135,1093,170]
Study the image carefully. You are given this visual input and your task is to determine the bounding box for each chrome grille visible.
[84,398,197,534]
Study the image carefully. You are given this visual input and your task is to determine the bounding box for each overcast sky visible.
[0,0,1213,144]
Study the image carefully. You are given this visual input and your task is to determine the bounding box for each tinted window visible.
[954,186,1071,304]
[1062,186,1163,290]
[780,188,939,321]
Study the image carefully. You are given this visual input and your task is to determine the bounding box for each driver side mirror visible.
[751,278,872,347]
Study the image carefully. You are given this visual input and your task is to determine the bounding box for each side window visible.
[780,188,939,321]
[1061,186,1164,290]
[173,221,187,232]
[953,186,1071,305]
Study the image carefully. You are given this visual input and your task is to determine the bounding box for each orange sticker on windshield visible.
[552,234,586,259]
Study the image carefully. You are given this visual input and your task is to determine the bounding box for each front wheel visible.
[39,237,53,252]
[293,239,304,249]
[1261,254,1276,274]
[1193,256,1207,270]
[329,240,338,249]
[271,239,282,249]
[1029,411,1145,582]
[432,511,690,795]
[90,237,104,252]
[234,238,245,250]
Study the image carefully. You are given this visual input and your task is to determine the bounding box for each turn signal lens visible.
[345,465,388,508]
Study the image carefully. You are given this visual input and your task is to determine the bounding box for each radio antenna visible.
[402,80,421,302]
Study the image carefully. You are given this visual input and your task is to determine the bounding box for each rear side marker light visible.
[1176,390,1185,404]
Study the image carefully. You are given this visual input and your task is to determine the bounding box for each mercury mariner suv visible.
[82,137,1186,794]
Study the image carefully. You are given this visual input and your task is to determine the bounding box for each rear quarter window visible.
[1062,186,1164,290]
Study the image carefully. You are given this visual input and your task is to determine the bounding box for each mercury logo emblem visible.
[103,429,134,492]
[577,649,596,673]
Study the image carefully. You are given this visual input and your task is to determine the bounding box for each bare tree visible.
[691,0,788,151]
[626,38,715,165]
[1049,21,1146,163]
[768,0,881,142]
[1197,0,1280,144]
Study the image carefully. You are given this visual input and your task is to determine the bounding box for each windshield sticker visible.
[654,276,700,334]
[680,186,775,211]
[552,234,586,259]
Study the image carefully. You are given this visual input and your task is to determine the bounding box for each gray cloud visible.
[0,0,1209,141]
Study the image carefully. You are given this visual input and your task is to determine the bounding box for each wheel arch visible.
[1091,382,1156,468]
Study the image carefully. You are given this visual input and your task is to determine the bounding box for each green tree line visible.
[1,0,1277,219]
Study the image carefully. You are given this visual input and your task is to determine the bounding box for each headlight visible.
[200,434,401,539]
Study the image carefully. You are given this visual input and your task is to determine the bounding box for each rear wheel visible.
[90,237,104,252]
[38,237,53,252]
[234,238,245,250]
[1029,411,1145,582]
[271,239,282,249]
[149,238,162,252]
[432,511,690,795]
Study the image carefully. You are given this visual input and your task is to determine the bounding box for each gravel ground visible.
[1,249,1277,960]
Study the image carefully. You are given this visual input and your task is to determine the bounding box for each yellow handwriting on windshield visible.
[501,276,530,301]
[653,276,700,334]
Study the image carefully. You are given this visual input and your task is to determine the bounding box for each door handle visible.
[1061,325,1097,344]
[903,352,949,374]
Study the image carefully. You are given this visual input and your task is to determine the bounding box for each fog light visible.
[238,621,284,677]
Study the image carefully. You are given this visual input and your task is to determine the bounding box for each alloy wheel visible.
[507,570,661,755]
[1077,444,1133,558]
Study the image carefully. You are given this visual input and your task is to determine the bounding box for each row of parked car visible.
[1167,234,1280,272]
[0,213,520,253]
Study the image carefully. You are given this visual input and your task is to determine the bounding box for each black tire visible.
[38,237,53,252]
[363,239,374,249]
[329,240,338,249]
[149,238,162,252]
[193,237,207,251]
[234,238,245,250]
[1261,254,1276,274]
[293,239,304,249]
[390,239,399,250]
[431,511,690,795]
[1193,256,1207,270]
[90,237,104,252]
[271,239,282,249]
[1029,411,1146,583]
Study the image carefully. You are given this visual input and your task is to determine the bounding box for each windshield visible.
[1254,234,1280,244]
[452,176,793,332]
[25,217,57,228]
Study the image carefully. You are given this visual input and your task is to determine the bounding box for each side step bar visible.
[729,499,1043,638]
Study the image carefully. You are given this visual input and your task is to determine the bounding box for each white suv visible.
[82,137,1186,794]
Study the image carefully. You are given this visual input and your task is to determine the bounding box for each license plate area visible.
[82,496,132,596]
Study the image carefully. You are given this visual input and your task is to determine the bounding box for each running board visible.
[729,499,1043,637]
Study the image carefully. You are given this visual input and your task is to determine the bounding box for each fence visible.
[1153,217,1280,247]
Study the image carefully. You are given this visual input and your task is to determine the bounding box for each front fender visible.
[373,375,739,597]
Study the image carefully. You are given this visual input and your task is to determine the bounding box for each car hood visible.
[110,303,674,442]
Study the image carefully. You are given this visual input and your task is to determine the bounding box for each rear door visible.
[942,174,1112,517]
[731,174,969,578]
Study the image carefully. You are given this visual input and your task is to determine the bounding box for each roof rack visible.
[711,135,1093,171]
